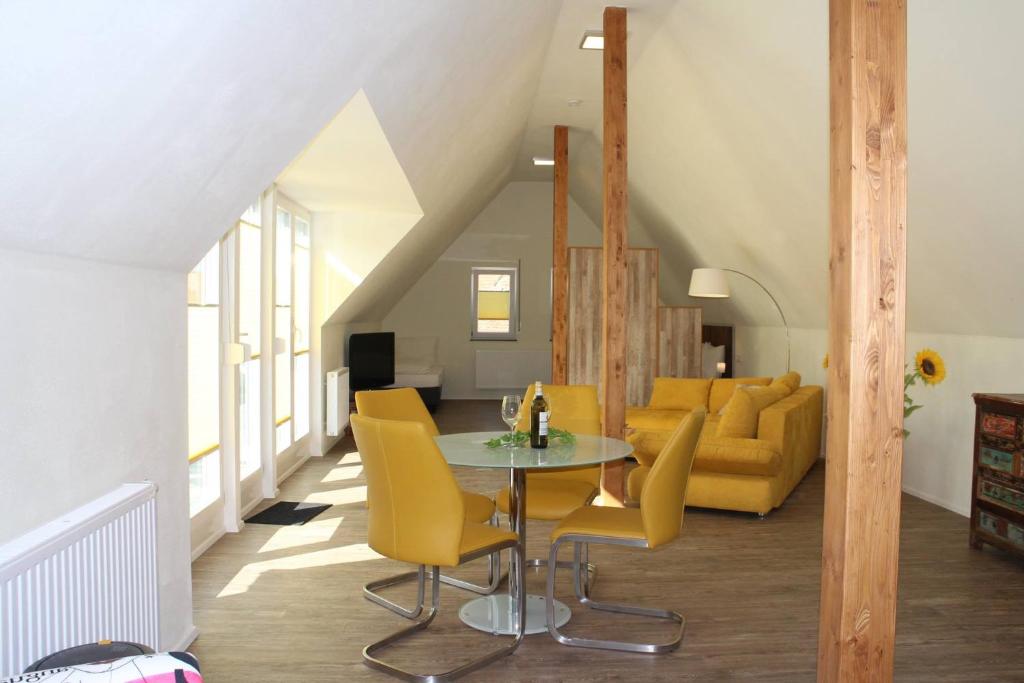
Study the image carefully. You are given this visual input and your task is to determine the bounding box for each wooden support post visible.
[551,125,569,385]
[600,6,627,505]
[818,0,907,680]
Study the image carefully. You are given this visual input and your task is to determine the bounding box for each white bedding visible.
[386,365,444,388]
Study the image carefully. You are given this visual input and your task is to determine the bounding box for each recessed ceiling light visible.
[579,31,604,50]
[532,157,555,166]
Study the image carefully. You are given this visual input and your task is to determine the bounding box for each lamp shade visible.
[688,268,731,298]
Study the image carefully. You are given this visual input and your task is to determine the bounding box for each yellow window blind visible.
[477,291,510,320]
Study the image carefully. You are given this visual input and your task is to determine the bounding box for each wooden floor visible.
[190,400,1024,681]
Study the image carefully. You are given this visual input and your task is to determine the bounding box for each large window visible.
[187,243,221,516]
[274,197,312,454]
[470,266,518,340]
[187,188,313,548]
[293,216,311,441]
[237,204,261,479]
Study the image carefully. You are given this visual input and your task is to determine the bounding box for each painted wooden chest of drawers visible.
[971,393,1024,559]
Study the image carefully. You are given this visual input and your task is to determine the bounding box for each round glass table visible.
[434,431,633,636]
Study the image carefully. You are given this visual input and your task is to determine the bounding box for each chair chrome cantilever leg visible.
[363,540,525,682]
[364,564,428,619]
[546,534,685,654]
[365,514,504,618]
[521,489,600,597]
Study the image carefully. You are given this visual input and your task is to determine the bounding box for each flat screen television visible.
[349,332,395,390]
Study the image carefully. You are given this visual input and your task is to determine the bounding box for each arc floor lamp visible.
[688,268,790,372]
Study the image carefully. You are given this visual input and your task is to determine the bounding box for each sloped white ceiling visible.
[3,0,1022,338]
[514,0,1024,337]
[0,0,558,276]
[277,90,422,216]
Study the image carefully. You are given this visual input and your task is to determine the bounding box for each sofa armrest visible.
[757,386,824,486]
[627,430,670,467]
[694,437,782,476]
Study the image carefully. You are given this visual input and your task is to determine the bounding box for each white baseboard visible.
[276,452,310,485]
[190,528,225,562]
[321,432,343,456]
[240,496,263,518]
[902,484,970,518]
[173,624,200,651]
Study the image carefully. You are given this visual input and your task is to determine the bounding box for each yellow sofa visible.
[626,376,823,516]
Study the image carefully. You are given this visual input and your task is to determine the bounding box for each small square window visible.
[471,266,518,340]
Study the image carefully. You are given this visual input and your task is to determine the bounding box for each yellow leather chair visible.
[545,408,705,653]
[351,414,524,680]
[494,384,604,589]
[355,388,501,608]
[495,384,603,521]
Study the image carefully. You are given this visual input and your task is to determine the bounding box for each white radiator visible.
[475,349,552,389]
[0,483,159,677]
[326,366,350,437]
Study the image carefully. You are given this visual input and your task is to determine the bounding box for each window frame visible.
[469,265,519,341]
[187,241,223,518]
[272,192,312,453]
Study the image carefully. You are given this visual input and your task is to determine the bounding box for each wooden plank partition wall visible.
[818,0,908,680]
[551,125,569,384]
[658,306,702,378]
[626,249,658,405]
[566,247,658,407]
[567,247,603,388]
[601,5,628,504]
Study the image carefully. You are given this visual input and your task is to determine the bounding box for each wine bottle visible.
[530,381,549,448]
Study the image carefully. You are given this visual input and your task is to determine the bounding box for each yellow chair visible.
[545,408,705,653]
[494,384,603,589]
[355,388,502,611]
[351,414,524,680]
[495,384,603,520]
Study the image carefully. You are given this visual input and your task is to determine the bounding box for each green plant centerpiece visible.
[485,428,576,448]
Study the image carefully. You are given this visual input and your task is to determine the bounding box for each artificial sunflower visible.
[915,348,946,385]
[903,347,948,438]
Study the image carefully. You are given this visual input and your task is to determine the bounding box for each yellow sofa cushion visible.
[626,407,690,432]
[770,371,802,395]
[694,436,782,476]
[717,385,788,439]
[647,377,711,411]
[708,377,771,414]
[628,414,720,464]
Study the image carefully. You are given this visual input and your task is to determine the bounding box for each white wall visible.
[309,209,415,455]
[733,325,1024,517]
[383,182,601,399]
[0,248,194,649]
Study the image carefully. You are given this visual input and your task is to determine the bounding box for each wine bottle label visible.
[538,412,549,436]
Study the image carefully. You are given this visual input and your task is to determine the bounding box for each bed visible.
[383,336,443,410]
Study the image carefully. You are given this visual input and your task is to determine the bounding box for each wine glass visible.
[500,395,522,447]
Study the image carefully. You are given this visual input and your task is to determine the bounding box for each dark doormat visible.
[245,501,331,526]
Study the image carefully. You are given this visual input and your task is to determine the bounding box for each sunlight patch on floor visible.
[305,485,367,506]
[321,464,363,483]
[217,543,383,598]
[337,451,361,465]
[257,515,345,554]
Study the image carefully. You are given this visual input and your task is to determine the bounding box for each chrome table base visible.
[459,593,570,636]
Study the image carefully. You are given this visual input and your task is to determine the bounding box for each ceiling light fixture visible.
[579,31,604,50]
[532,157,555,166]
